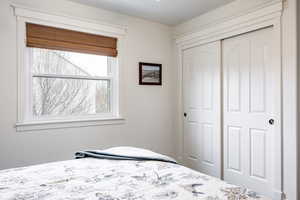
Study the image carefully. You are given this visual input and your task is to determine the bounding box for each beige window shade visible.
[26,23,118,57]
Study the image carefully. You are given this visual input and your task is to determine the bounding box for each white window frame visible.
[13,5,127,131]
[28,49,117,120]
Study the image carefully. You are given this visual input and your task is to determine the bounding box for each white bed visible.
[0,147,268,200]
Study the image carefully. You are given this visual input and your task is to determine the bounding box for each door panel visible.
[202,123,214,164]
[183,41,221,178]
[250,43,267,113]
[250,129,267,179]
[227,126,242,172]
[223,27,281,198]
[227,45,242,112]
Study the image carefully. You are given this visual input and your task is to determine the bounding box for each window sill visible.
[15,117,125,132]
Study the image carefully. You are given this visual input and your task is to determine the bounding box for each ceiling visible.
[70,0,234,25]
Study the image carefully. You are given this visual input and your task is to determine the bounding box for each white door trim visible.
[176,1,283,199]
[175,1,282,48]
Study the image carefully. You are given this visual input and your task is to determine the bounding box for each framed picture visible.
[139,62,162,85]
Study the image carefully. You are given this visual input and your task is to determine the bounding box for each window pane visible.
[32,77,110,118]
[31,48,109,76]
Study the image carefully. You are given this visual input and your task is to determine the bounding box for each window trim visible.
[15,117,125,132]
[13,5,127,131]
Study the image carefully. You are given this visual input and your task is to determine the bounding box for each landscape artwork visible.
[139,62,162,85]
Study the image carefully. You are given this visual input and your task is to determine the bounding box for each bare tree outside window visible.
[31,48,111,118]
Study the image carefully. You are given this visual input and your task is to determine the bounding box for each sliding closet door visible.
[223,27,281,198]
[183,41,221,178]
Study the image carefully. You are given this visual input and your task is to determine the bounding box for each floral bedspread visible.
[0,158,268,200]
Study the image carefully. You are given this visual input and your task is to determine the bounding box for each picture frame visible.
[139,62,162,85]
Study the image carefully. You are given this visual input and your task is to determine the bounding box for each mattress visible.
[0,149,268,200]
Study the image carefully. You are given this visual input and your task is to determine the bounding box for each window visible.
[16,20,124,130]
[30,48,114,118]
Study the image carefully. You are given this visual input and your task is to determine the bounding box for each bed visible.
[0,147,267,200]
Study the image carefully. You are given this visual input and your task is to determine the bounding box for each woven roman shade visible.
[26,23,118,57]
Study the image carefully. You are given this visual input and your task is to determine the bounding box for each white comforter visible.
[0,148,267,200]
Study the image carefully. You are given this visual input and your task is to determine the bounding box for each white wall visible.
[0,0,176,169]
[173,0,298,199]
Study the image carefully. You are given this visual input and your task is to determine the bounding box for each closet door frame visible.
[176,2,283,199]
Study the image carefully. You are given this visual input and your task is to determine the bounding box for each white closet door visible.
[183,41,221,178]
[223,27,281,198]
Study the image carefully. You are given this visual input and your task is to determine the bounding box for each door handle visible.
[269,119,275,125]
[184,113,187,118]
